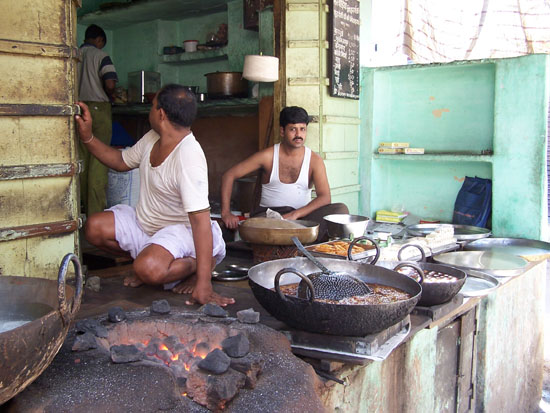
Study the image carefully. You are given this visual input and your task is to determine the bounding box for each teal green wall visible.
[77,0,258,92]
[360,54,549,240]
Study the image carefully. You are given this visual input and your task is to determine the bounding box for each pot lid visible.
[433,250,528,277]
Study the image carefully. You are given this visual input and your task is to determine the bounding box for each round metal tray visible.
[433,250,528,277]
[464,237,550,262]
[459,270,500,297]
[406,224,491,241]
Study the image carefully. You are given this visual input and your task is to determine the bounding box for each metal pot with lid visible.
[204,72,248,98]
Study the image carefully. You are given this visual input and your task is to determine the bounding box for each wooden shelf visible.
[161,47,228,64]
[373,153,493,163]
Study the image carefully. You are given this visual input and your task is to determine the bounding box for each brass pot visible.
[204,72,248,98]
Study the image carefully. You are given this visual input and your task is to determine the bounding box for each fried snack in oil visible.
[275,282,410,305]
[310,241,371,256]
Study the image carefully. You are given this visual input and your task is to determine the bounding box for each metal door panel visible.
[0,177,73,228]
[0,55,70,104]
[0,234,76,278]
[0,117,72,165]
[0,1,67,44]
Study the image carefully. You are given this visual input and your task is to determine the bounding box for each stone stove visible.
[6,301,325,413]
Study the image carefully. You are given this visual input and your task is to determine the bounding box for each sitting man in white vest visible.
[220,106,348,242]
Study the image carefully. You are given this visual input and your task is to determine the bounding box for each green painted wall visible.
[360,54,549,240]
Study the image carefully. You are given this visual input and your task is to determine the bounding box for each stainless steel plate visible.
[406,224,491,241]
[459,270,499,297]
[464,237,550,262]
[433,251,528,277]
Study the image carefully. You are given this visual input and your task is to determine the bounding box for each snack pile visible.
[309,241,371,257]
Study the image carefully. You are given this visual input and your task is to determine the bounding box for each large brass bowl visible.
[238,218,319,245]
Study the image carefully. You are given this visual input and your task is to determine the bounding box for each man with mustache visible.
[221,106,348,242]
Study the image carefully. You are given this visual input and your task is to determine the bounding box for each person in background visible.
[220,106,349,242]
[74,84,234,307]
[78,24,118,215]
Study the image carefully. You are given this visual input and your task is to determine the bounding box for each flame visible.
[184,363,190,371]
[142,340,150,346]
[171,354,179,361]
[182,392,188,397]
[159,344,169,351]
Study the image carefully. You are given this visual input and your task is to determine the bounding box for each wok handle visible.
[57,253,84,326]
[348,236,380,264]
[393,262,425,284]
[397,243,426,262]
[274,267,315,303]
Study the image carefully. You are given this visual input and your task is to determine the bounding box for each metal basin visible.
[248,257,421,336]
[238,218,319,245]
[0,254,83,404]
[323,214,369,239]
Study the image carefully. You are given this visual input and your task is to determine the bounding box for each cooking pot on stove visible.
[0,254,83,404]
[205,72,248,98]
[248,256,421,336]
[373,244,466,307]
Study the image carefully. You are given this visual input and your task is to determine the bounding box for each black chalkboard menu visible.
[329,0,360,99]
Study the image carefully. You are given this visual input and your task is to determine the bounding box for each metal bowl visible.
[323,214,370,239]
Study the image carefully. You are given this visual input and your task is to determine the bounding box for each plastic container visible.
[183,40,198,52]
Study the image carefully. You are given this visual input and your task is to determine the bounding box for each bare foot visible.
[123,274,144,288]
[171,274,197,294]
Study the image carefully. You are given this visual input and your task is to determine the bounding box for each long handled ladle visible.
[291,236,373,300]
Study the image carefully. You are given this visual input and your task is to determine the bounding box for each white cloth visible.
[373,0,550,64]
[122,130,210,236]
[108,204,226,264]
[260,143,312,209]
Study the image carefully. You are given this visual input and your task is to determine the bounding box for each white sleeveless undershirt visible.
[259,143,312,209]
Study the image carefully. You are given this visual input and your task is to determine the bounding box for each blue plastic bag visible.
[452,176,492,228]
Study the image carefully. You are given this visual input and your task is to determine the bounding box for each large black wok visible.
[248,257,421,336]
[0,253,83,405]
[374,244,466,307]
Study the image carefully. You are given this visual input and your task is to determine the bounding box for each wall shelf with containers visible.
[360,54,550,239]
[161,46,228,64]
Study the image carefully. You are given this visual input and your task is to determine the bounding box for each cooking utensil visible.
[212,269,248,282]
[238,218,319,245]
[323,214,370,239]
[0,253,83,404]
[225,264,250,274]
[433,250,528,277]
[406,223,491,241]
[204,72,248,98]
[375,244,466,307]
[291,236,373,300]
[248,257,421,336]
[459,270,500,297]
[464,237,550,262]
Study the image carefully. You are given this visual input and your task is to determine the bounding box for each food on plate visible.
[309,241,373,256]
[275,282,411,305]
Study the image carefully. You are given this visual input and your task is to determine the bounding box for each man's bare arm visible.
[220,149,272,229]
[75,101,130,172]
[282,152,331,220]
